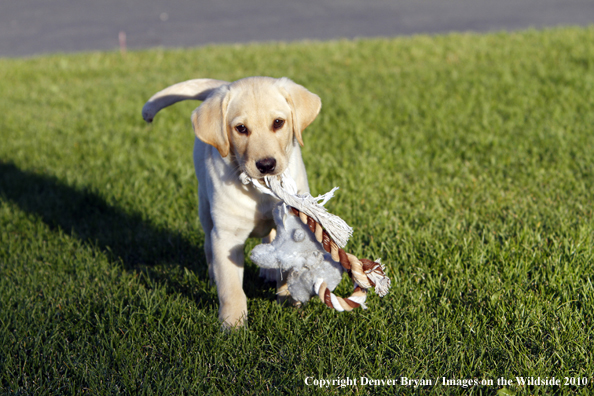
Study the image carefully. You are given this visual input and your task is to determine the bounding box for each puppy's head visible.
[191,77,321,179]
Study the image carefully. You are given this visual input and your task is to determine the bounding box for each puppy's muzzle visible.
[256,158,276,175]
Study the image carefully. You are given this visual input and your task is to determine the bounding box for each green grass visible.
[1,26,594,395]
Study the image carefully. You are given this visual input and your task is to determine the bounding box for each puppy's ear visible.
[276,78,321,146]
[191,86,231,157]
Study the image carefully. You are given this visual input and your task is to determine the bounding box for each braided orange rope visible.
[289,207,390,310]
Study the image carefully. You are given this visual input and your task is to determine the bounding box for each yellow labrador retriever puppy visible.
[142,77,321,327]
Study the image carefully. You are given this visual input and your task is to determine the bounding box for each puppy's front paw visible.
[219,302,248,329]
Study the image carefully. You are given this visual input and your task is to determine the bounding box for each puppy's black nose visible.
[256,158,276,174]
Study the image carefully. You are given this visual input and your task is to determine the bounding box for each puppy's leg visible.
[210,227,251,328]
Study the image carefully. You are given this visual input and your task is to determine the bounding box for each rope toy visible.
[244,171,391,311]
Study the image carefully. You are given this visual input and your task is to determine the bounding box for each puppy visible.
[142,77,321,327]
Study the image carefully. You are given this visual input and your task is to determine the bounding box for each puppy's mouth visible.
[243,169,283,181]
[239,170,279,187]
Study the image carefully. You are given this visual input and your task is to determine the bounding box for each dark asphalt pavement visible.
[1,0,593,57]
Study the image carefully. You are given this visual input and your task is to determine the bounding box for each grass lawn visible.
[1,26,594,395]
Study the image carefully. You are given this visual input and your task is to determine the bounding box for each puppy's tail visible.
[142,79,229,123]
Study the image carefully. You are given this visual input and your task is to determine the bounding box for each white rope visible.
[241,171,353,248]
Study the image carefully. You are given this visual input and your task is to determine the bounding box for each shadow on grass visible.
[0,161,273,306]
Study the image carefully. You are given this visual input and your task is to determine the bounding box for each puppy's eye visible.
[272,119,285,130]
[235,124,248,134]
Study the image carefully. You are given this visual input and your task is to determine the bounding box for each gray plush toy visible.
[250,203,344,304]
